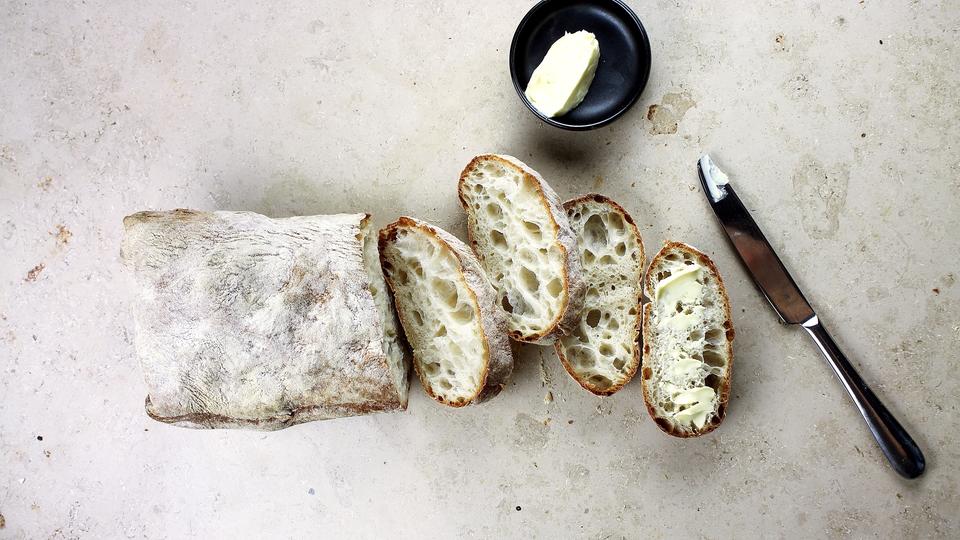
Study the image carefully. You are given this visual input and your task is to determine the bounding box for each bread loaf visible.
[121,210,409,430]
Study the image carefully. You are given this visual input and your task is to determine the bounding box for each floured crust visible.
[121,209,409,430]
[641,241,735,438]
[457,154,586,344]
[379,217,513,406]
[555,194,645,396]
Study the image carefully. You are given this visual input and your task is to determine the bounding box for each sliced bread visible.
[641,242,735,437]
[457,154,585,344]
[379,217,513,406]
[555,195,645,395]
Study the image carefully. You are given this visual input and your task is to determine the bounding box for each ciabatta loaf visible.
[121,210,409,430]
[555,195,645,395]
[458,154,585,344]
[641,242,735,437]
[379,217,513,406]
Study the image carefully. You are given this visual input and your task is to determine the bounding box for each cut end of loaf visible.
[641,242,734,437]
[360,216,409,407]
[556,195,645,395]
[457,154,584,343]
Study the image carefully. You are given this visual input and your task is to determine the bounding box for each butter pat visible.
[524,31,600,118]
[673,386,716,429]
[654,264,703,305]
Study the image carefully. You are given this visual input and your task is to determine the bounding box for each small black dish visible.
[510,0,652,131]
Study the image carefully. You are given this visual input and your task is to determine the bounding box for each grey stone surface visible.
[1,1,958,537]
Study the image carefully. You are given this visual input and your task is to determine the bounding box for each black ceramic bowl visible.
[510,0,651,130]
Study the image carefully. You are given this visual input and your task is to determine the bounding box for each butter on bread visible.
[641,242,735,437]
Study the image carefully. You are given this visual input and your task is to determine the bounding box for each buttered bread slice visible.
[641,242,735,437]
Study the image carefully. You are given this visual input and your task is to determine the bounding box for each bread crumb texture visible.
[380,222,487,405]
[557,196,644,394]
[459,156,567,338]
[644,245,732,435]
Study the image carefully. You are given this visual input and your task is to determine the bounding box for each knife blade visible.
[697,154,925,479]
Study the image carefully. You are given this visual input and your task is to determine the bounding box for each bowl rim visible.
[509,0,652,131]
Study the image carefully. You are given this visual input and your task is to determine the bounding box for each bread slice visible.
[555,195,645,395]
[379,217,513,406]
[457,154,585,344]
[641,242,735,437]
[121,210,409,430]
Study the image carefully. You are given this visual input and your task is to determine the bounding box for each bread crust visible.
[457,154,586,344]
[121,209,408,430]
[378,216,513,407]
[555,194,645,396]
[640,241,735,437]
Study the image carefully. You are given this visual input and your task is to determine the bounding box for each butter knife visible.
[698,154,925,479]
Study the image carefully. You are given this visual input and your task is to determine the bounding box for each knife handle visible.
[801,316,925,479]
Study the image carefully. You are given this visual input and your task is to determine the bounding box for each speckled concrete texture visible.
[1,1,958,538]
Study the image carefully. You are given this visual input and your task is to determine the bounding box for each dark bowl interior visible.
[510,0,652,130]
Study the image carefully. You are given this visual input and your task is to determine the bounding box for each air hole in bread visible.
[598,343,614,356]
[411,260,424,278]
[501,295,514,314]
[688,329,704,341]
[519,266,540,292]
[615,242,626,256]
[703,349,725,367]
[665,254,680,262]
[613,358,626,371]
[608,213,625,233]
[655,418,672,432]
[431,278,459,308]
[705,328,723,344]
[583,214,608,248]
[451,304,475,323]
[396,269,410,285]
[490,229,507,249]
[585,310,601,327]
[607,318,619,330]
[705,373,721,391]
[657,271,671,281]
[425,362,440,376]
[583,250,596,265]
[434,325,447,337]
[486,203,502,219]
[546,278,562,297]
[522,221,543,240]
[598,255,615,265]
[412,310,424,326]
[587,287,600,300]
[589,374,612,389]
[684,259,695,265]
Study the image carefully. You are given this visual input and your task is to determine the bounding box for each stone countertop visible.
[1,1,958,538]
